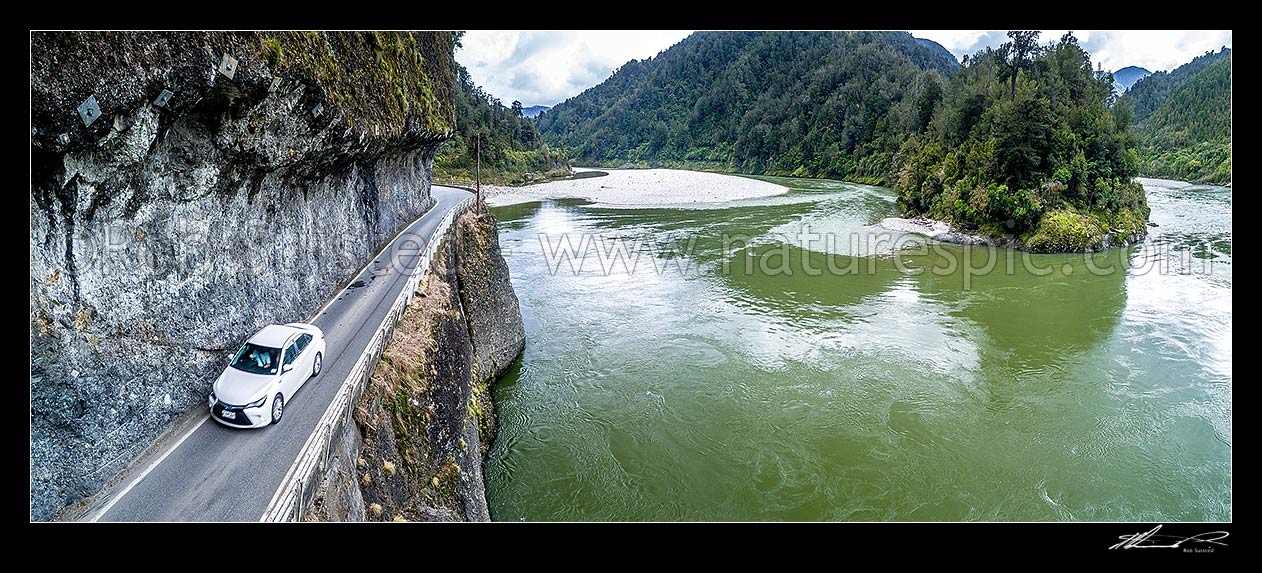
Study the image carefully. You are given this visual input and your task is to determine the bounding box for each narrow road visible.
[91,185,471,522]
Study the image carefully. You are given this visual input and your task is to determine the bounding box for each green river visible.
[485,175,1231,521]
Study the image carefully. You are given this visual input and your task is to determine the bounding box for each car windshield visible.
[229,343,281,375]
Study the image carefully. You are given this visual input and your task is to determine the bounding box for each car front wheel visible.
[270,394,284,425]
[312,352,322,377]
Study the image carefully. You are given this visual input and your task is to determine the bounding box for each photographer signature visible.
[1110,525,1229,550]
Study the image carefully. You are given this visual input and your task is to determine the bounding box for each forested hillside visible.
[1121,48,1231,185]
[1120,48,1230,124]
[435,34,569,186]
[537,31,959,184]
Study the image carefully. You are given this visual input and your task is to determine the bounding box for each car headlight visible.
[245,396,267,409]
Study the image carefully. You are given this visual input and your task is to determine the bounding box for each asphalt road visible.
[93,185,471,522]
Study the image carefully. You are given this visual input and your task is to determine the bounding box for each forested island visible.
[892,32,1148,252]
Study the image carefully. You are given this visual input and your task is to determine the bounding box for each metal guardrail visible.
[261,195,477,522]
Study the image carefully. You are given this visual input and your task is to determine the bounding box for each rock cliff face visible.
[308,210,525,521]
[455,210,528,388]
[30,31,458,520]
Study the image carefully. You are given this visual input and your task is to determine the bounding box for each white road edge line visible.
[87,193,449,521]
[308,196,443,320]
[260,193,457,520]
[88,415,210,522]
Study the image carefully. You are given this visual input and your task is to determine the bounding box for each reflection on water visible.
[485,177,1231,521]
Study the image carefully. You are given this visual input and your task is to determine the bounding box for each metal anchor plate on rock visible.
[153,89,174,108]
[218,53,238,79]
[77,95,101,127]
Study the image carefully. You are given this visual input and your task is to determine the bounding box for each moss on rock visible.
[1024,209,1108,252]
[1108,207,1150,245]
[255,31,455,137]
[1022,205,1149,253]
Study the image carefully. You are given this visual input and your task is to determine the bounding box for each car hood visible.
[213,367,275,406]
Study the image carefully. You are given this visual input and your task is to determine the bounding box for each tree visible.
[511,100,523,117]
[912,71,943,132]
[1006,30,1040,99]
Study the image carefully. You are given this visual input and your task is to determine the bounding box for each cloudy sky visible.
[457,30,1233,108]
[457,31,692,108]
[909,30,1232,74]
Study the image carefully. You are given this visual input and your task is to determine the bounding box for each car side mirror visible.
[282,364,293,374]
[225,353,234,363]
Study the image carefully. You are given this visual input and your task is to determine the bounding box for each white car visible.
[209,323,326,428]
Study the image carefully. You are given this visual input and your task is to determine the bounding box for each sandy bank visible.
[483,168,789,207]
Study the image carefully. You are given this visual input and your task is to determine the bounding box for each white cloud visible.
[909,30,1233,73]
[457,30,692,107]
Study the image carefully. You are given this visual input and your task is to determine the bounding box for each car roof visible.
[247,324,299,348]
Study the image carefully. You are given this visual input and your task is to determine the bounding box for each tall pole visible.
[476,133,481,208]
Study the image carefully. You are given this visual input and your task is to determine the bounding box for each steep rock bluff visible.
[30,31,458,520]
[306,210,525,521]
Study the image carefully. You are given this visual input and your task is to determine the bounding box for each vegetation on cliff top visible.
[434,33,570,187]
[892,32,1148,250]
[255,31,457,136]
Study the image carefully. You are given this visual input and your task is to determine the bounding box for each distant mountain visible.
[537,31,959,182]
[522,105,550,118]
[915,37,960,69]
[1126,49,1231,185]
[1112,65,1150,93]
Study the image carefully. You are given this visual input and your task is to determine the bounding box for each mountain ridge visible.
[1120,47,1230,124]
[1125,50,1231,185]
[537,30,960,183]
